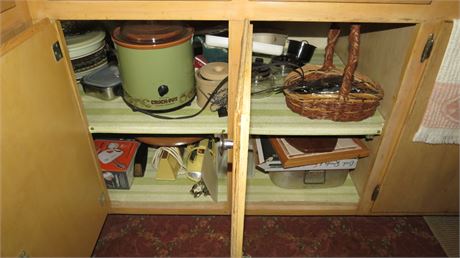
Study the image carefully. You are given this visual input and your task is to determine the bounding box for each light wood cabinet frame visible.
[2,0,459,256]
[28,0,458,22]
[16,0,458,217]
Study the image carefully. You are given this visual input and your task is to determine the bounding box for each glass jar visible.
[251,58,275,98]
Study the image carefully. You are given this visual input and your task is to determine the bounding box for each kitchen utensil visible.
[70,44,108,74]
[287,39,316,65]
[112,21,195,112]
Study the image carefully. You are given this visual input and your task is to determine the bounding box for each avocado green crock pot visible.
[112,22,195,112]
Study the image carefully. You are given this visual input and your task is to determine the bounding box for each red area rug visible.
[93,215,446,257]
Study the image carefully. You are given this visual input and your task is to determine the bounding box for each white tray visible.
[205,35,284,56]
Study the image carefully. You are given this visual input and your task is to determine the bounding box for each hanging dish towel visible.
[413,20,460,144]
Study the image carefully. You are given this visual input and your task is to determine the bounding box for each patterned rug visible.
[93,215,446,257]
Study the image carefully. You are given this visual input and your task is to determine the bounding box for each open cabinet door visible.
[1,19,109,256]
[230,20,252,257]
[371,21,459,213]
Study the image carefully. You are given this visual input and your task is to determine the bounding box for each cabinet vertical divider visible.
[230,19,252,258]
[228,19,248,210]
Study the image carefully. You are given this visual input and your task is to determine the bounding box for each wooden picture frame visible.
[269,137,369,168]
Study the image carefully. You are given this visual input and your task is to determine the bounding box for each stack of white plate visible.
[65,30,108,80]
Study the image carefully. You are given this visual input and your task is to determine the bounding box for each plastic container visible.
[81,64,122,100]
[269,169,348,189]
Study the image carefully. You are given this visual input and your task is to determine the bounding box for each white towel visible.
[413,20,460,144]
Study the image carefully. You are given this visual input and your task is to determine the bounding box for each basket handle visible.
[320,24,341,71]
[339,24,360,101]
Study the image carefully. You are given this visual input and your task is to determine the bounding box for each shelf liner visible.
[82,49,382,135]
[109,148,228,203]
[246,172,359,204]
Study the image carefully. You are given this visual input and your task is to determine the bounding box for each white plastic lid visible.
[81,64,121,88]
[66,31,106,59]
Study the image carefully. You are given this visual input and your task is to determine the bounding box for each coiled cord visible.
[123,77,228,120]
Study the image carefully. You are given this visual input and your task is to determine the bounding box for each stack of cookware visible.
[65,30,108,80]
[63,22,123,101]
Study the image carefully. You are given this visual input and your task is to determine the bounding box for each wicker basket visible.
[283,25,384,122]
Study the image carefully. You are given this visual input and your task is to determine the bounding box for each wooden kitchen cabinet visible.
[370,21,459,214]
[1,19,109,257]
[258,0,433,3]
[0,0,31,44]
[1,0,458,257]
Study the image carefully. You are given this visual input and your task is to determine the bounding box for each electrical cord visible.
[209,88,228,112]
[122,61,300,116]
[150,146,199,181]
[151,144,215,182]
[196,85,227,113]
[183,146,214,182]
[122,76,228,120]
[151,146,187,172]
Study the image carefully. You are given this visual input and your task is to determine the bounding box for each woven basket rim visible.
[283,64,384,100]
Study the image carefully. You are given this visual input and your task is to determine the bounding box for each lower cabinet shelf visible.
[245,149,361,214]
[106,141,363,215]
[246,172,359,204]
[107,146,229,214]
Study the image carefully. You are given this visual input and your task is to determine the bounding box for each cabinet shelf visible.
[249,48,384,136]
[245,151,360,210]
[82,94,227,134]
[250,93,384,135]
[246,173,359,204]
[108,147,228,212]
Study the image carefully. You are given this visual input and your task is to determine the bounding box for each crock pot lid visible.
[66,31,106,51]
[113,22,193,46]
[199,62,228,81]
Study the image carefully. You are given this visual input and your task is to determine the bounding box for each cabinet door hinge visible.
[371,185,380,202]
[52,41,63,62]
[420,34,434,63]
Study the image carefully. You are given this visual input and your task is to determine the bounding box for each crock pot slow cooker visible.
[112,22,195,112]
